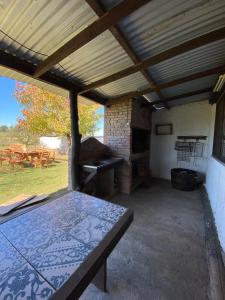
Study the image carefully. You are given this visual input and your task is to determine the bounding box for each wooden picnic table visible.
[12,149,45,159]
[0,191,133,299]
[0,149,11,165]
[2,149,55,168]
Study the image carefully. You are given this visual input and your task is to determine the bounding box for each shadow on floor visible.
[81,179,208,300]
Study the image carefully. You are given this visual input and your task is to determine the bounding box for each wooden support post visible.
[69,90,81,190]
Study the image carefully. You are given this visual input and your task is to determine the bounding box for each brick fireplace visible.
[104,98,151,194]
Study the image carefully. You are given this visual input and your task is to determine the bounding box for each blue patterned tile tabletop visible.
[0,192,127,299]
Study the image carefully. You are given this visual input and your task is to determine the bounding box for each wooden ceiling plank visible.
[34,0,151,78]
[80,26,225,92]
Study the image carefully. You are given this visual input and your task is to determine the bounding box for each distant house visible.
[39,136,69,154]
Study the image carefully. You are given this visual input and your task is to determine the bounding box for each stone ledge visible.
[200,187,225,300]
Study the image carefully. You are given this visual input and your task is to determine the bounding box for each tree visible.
[9,125,39,146]
[0,125,9,132]
[15,83,101,138]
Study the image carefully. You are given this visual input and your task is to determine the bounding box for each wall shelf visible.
[177,135,207,140]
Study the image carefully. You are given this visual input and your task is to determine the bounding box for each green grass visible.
[0,160,68,204]
[0,132,15,149]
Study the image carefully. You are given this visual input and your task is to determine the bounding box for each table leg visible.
[92,260,107,292]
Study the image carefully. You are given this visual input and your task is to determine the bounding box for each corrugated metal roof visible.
[0,66,68,97]
[148,39,225,84]
[0,0,97,61]
[144,89,211,108]
[0,66,93,105]
[161,75,218,98]
[167,93,211,107]
[96,72,149,96]
[59,30,134,85]
[115,0,225,59]
[0,0,225,106]
[101,0,225,103]
[0,0,135,84]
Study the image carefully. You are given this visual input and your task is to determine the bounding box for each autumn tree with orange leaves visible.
[15,83,101,139]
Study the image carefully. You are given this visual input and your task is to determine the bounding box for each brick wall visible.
[104,98,132,159]
[104,98,151,194]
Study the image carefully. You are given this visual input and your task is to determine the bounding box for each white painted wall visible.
[150,101,225,251]
[205,105,225,252]
[150,101,212,180]
[206,157,225,251]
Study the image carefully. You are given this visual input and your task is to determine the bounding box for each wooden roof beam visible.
[109,65,225,102]
[85,0,168,109]
[0,50,106,104]
[149,88,212,106]
[79,26,225,93]
[34,0,151,78]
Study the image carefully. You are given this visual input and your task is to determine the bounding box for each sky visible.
[0,77,23,126]
[95,107,104,136]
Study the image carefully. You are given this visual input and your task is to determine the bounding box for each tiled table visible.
[0,191,133,299]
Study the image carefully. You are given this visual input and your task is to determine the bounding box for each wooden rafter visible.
[0,50,106,104]
[34,0,151,78]
[149,88,212,106]
[85,0,168,108]
[80,26,225,92]
[110,65,225,102]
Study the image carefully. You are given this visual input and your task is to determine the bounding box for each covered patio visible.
[81,180,208,300]
[0,0,225,299]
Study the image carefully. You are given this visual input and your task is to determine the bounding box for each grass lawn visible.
[0,160,68,204]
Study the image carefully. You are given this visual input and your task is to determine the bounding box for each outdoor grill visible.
[82,157,123,173]
[76,137,123,197]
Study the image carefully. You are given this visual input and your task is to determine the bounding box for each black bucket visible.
[171,168,198,191]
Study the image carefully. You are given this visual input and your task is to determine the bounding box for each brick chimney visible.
[104,98,151,194]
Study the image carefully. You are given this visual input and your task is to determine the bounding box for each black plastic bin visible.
[171,168,198,191]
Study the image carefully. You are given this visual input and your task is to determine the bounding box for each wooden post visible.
[69,90,81,190]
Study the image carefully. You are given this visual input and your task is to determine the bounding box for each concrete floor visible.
[81,180,209,300]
